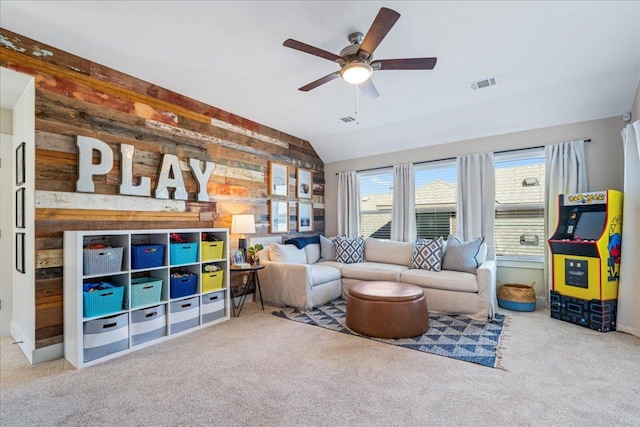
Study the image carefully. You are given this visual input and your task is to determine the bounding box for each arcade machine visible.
[548,190,623,332]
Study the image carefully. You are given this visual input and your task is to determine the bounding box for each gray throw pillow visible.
[320,235,337,261]
[335,236,365,264]
[442,235,485,273]
[410,237,444,271]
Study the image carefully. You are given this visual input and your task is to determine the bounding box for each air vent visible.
[470,75,498,90]
[340,116,356,123]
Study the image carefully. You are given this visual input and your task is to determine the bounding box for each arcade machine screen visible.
[573,211,606,241]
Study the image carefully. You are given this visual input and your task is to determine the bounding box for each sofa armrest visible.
[259,259,313,310]
[476,259,498,318]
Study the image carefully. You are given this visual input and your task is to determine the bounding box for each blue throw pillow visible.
[335,236,365,264]
[284,235,320,249]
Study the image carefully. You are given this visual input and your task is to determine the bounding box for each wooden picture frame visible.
[16,142,25,186]
[269,200,289,233]
[296,168,312,199]
[16,232,25,273]
[297,202,313,232]
[15,188,25,229]
[269,162,288,196]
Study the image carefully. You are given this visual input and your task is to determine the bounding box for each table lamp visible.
[231,214,256,259]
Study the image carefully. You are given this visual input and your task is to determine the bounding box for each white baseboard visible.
[10,321,64,364]
[536,296,548,309]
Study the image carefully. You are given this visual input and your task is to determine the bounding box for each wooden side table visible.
[229,264,265,317]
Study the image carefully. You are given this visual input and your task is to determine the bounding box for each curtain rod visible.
[335,139,591,175]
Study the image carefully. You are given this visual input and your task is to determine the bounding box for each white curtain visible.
[544,140,588,299]
[391,163,416,242]
[618,121,640,338]
[456,153,495,246]
[337,170,360,238]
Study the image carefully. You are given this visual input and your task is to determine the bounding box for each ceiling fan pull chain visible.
[355,85,360,125]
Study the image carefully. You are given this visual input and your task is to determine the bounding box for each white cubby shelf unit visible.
[63,228,229,369]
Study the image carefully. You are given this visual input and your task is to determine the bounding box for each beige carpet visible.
[1,303,639,426]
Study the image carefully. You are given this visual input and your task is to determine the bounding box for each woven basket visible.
[498,282,536,311]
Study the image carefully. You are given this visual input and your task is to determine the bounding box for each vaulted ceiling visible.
[1,1,639,163]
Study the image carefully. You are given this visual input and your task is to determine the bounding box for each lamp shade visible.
[231,214,256,236]
[340,61,373,85]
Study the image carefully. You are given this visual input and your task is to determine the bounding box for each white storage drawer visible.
[202,291,225,324]
[131,304,167,346]
[169,296,200,334]
[83,313,129,362]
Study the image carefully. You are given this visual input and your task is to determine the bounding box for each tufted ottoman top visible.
[349,281,424,302]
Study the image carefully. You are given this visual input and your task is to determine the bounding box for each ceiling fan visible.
[283,7,437,99]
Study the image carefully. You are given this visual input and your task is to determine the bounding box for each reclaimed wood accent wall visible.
[0,28,325,349]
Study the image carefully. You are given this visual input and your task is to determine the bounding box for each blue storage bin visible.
[83,282,125,318]
[131,244,165,269]
[170,243,199,265]
[170,274,198,299]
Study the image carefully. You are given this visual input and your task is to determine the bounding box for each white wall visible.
[1,132,13,335]
[323,115,626,296]
[10,77,36,361]
[0,108,12,134]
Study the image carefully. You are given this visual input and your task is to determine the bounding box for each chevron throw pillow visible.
[335,236,365,264]
[410,237,444,271]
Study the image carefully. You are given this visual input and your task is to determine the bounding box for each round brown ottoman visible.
[346,281,429,339]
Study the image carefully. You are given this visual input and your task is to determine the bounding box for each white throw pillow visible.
[304,243,321,264]
[269,243,307,264]
[320,235,337,261]
[442,235,485,273]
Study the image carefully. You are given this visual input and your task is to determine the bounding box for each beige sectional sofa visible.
[259,236,498,321]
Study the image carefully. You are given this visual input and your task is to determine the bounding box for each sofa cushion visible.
[401,269,478,293]
[335,236,365,264]
[341,262,408,282]
[320,235,337,261]
[304,243,321,264]
[410,237,444,271]
[269,243,307,264]
[309,264,342,287]
[364,237,413,266]
[442,236,485,273]
[315,260,344,270]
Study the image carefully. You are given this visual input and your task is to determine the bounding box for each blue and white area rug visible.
[273,298,506,368]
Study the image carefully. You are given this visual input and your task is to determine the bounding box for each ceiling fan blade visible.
[359,7,401,57]
[371,57,438,70]
[283,39,344,64]
[298,72,340,92]
[359,78,379,99]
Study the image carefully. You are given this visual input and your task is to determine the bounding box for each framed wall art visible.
[269,162,288,196]
[16,232,25,274]
[297,202,313,232]
[297,168,312,199]
[16,142,25,186]
[15,188,25,229]
[269,200,289,233]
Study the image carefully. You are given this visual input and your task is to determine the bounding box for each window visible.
[494,148,545,259]
[415,160,457,239]
[359,170,393,239]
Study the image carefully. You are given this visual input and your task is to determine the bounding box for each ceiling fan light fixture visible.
[340,61,373,85]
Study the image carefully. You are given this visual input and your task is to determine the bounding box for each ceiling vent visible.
[340,116,356,123]
[470,75,498,90]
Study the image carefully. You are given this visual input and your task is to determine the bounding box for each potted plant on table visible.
[247,244,264,265]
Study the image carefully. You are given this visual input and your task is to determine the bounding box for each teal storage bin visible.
[83,283,125,318]
[170,243,199,265]
[130,277,163,308]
